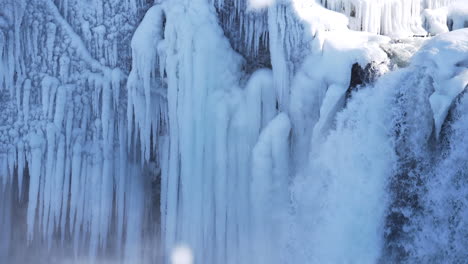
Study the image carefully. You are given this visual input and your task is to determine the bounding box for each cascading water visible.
[0,0,467,263]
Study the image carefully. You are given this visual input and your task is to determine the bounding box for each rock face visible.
[0,0,467,264]
[346,62,383,100]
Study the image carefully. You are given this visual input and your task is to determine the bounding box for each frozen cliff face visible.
[51,0,151,70]
[0,0,467,263]
[0,0,156,262]
[319,0,462,36]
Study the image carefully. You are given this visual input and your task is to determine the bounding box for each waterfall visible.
[0,0,466,263]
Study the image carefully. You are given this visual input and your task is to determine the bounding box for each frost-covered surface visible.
[0,0,154,262]
[0,0,467,263]
[423,0,468,34]
[320,0,460,36]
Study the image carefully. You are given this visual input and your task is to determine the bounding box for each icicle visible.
[5,29,15,96]
[111,68,121,111]
[0,154,7,190]
[60,107,74,243]
[116,119,128,254]
[127,4,166,160]
[69,134,83,238]
[251,113,291,264]
[100,79,114,250]
[41,76,59,117]
[49,134,66,247]
[123,165,145,263]
[46,22,57,69]
[268,4,292,111]
[59,55,71,82]
[0,30,6,91]
[17,141,25,197]
[6,148,15,185]
[92,25,106,61]
[27,130,45,242]
[22,79,31,121]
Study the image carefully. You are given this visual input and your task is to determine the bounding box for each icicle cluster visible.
[1,0,467,263]
[0,0,152,262]
[127,2,284,263]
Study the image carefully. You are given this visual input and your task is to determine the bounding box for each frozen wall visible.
[0,0,467,263]
[0,0,155,262]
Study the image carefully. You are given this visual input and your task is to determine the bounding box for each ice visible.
[290,73,396,264]
[0,0,151,261]
[158,2,246,262]
[430,70,468,139]
[309,31,389,144]
[127,4,166,161]
[423,1,468,34]
[251,113,290,264]
[319,0,461,36]
[0,0,467,263]
[412,29,468,139]
[27,130,45,242]
[268,1,310,110]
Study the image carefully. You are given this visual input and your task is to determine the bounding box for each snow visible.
[27,130,45,242]
[287,29,389,170]
[249,0,275,9]
[127,4,166,161]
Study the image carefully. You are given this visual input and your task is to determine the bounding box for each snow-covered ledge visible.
[413,29,468,139]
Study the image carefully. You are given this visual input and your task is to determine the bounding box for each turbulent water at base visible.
[0,0,467,263]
